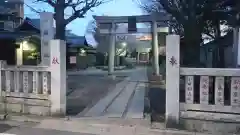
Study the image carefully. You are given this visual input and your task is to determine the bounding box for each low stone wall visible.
[180,118,240,134]
[0,94,51,116]
[0,66,52,116]
[0,40,67,117]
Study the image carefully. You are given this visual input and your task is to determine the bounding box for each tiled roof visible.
[25,18,80,38]
[66,36,88,47]
[0,31,38,39]
[20,18,89,47]
[26,18,40,30]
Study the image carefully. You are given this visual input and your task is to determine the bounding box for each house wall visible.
[96,35,110,53]
[68,47,96,69]
[0,0,24,26]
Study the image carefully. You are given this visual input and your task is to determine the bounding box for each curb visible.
[0,113,67,123]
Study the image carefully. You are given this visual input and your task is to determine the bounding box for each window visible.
[6,4,16,9]
[0,22,4,30]
[43,30,48,35]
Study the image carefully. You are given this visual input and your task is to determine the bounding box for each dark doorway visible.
[0,39,16,65]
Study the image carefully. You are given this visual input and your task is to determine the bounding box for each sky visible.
[24,0,145,36]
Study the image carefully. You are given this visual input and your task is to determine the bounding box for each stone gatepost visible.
[165,34,180,127]
[49,40,66,116]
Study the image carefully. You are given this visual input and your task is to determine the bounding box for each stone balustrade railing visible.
[0,40,66,116]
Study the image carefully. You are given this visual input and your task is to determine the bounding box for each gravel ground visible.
[147,67,165,122]
[66,75,125,116]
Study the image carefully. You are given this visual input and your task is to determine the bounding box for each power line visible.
[24,2,74,17]
[24,3,41,13]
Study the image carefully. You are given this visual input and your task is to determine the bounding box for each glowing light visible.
[80,49,86,54]
[22,41,34,51]
[121,42,127,47]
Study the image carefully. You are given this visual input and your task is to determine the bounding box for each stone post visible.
[137,52,139,64]
[49,40,66,116]
[233,27,240,67]
[16,43,23,65]
[152,21,159,75]
[40,12,54,66]
[0,61,6,99]
[108,23,115,75]
[165,35,180,127]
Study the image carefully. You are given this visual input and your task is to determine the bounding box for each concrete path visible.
[0,119,211,135]
[82,67,148,119]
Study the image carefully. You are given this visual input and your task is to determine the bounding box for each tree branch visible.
[65,0,84,8]
[35,0,56,7]
[65,0,108,25]
[156,0,186,23]
[24,3,41,13]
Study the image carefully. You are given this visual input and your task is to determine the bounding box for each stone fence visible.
[0,40,66,116]
[166,35,240,133]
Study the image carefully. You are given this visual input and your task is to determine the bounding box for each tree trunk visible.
[215,21,225,68]
[182,25,202,67]
[55,21,66,40]
[54,3,66,40]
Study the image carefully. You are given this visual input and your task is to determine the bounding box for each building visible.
[200,32,233,68]
[0,0,24,30]
[14,18,96,68]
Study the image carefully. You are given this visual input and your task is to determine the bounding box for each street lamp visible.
[121,42,127,47]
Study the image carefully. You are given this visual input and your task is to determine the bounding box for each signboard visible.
[40,12,54,66]
[116,35,127,41]
[70,56,76,64]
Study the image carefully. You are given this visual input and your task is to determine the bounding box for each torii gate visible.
[93,14,171,75]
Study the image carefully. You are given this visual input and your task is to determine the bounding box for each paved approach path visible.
[82,67,148,119]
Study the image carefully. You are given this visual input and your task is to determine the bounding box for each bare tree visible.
[135,0,183,36]
[34,0,110,40]
[136,0,232,67]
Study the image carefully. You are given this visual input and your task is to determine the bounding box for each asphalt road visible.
[66,74,125,116]
[0,124,94,135]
